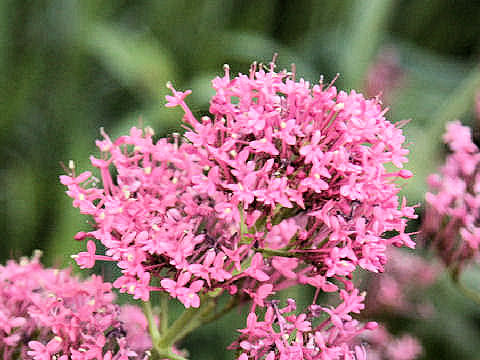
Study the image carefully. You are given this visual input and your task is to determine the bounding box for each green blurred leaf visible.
[45,138,93,268]
[218,31,317,81]
[81,23,176,100]
[2,165,38,255]
[342,0,396,89]
[110,102,185,139]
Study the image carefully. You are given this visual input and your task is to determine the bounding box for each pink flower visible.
[161,273,204,308]
[177,280,203,308]
[423,121,480,269]
[357,325,422,360]
[386,335,422,360]
[72,240,96,268]
[264,219,298,249]
[247,284,274,307]
[165,82,192,108]
[243,253,269,282]
[232,298,372,360]
[63,62,416,360]
[271,257,298,279]
[249,137,279,155]
[118,305,152,354]
[302,274,338,292]
[27,338,62,360]
[0,254,149,359]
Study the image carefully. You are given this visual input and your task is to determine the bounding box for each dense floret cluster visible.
[61,62,416,359]
[231,295,376,360]
[0,252,150,359]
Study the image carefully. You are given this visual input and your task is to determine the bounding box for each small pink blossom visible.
[161,273,204,308]
[27,338,62,360]
[72,240,96,268]
[243,253,269,282]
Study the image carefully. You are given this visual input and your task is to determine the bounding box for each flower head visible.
[63,62,415,316]
[231,296,377,360]
[0,252,149,359]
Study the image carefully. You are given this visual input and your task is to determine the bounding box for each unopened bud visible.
[398,169,413,179]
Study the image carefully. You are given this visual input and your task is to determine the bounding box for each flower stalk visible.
[155,296,215,350]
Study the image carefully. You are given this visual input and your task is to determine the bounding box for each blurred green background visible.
[1,1,480,359]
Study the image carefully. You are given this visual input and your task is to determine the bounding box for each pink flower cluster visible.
[0,252,150,359]
[61,61,416,359]
[424,120,480,269]
[231,293,377,360]
[365,248,438,317]
[356,325,422,360]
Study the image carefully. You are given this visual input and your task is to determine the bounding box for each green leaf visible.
[81,23,176,100]
[342,0,396,90]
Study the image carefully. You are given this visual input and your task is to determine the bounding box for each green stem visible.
[155,349,188,360]
[426,64,480,135]
[143,301,161,345]
[256,247,299,258]
[450,268,480,306]
[158,307,199,348]
[202,294,241,324]
[160,292,169,334]
[142,301,164,360]
[148,350,162,360]
[169,299,216,344]
[158,297,215,349]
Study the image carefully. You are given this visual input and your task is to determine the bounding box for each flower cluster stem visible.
[142,292,240,359]
[167,299,216,345]
[143,301,160,345]
[140,296,218,359]
[154,349,188,360]
[157,306,200,349]
[143,302,187,360]
[256,247,298,258]
[203,294,241,324]
[160,292,169,334]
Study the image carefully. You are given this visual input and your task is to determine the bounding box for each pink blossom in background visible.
[423,120,480,269]
[0,252,150,359]
[365,46,405,104]
[118,305,152,356]
[357,325,422,360]
[365,248,439,317]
